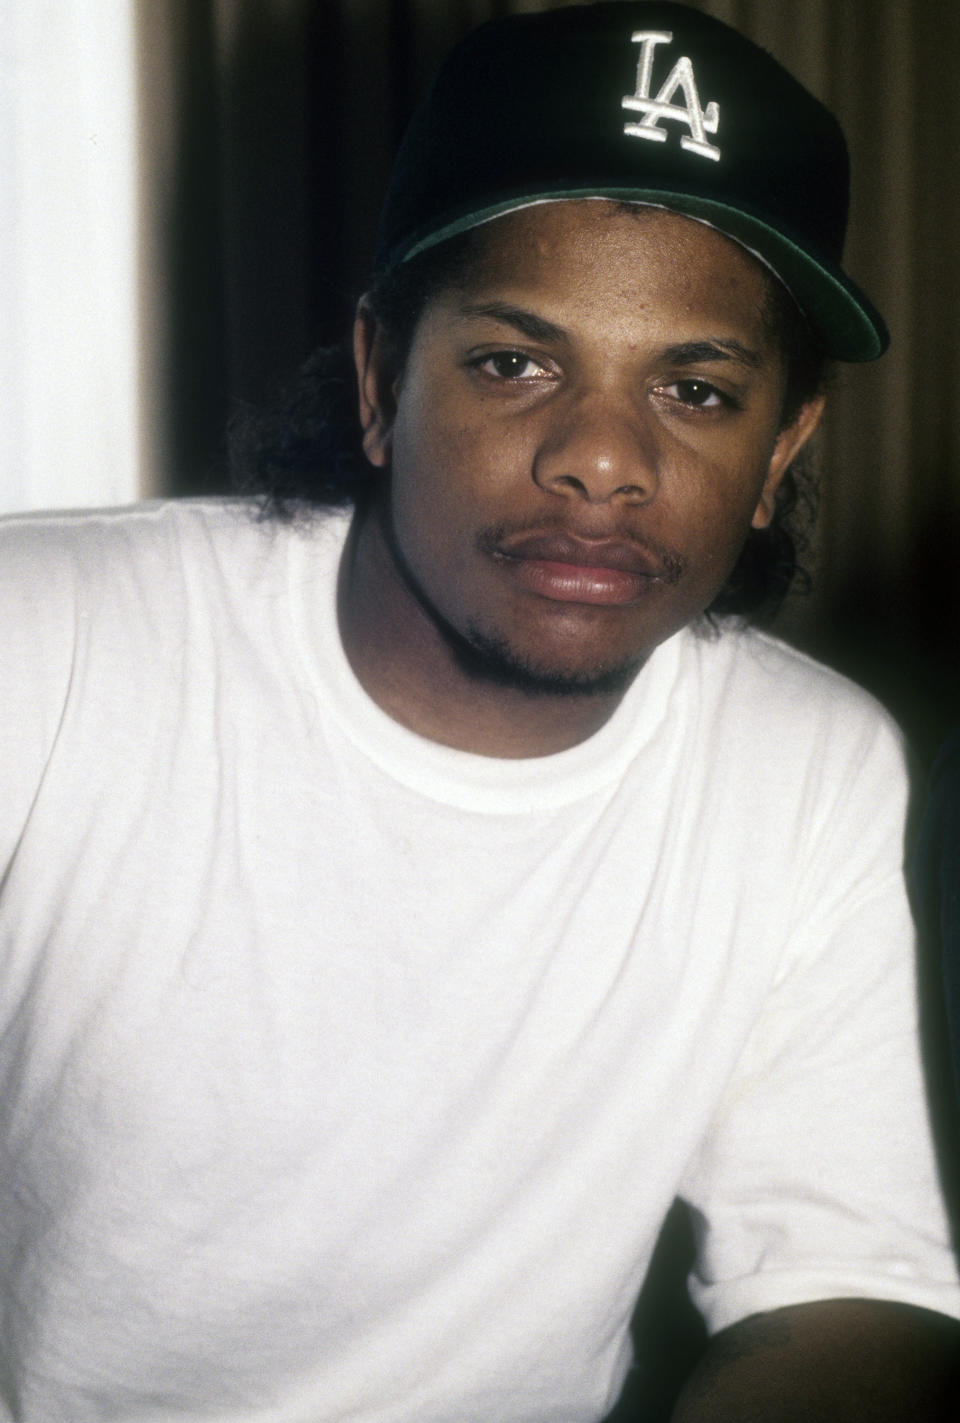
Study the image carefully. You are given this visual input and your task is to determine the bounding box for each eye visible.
[658,379,732,410]
[474,350,552,381]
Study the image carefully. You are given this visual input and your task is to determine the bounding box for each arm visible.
[676,714,960,1369]
[671,1298,960,1422]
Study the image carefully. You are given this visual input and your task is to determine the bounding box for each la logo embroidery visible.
[621,30,721,162]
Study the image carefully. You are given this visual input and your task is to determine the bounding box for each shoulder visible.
[691,621,890,713]
[0,498,346,625]
[669,623,912,833]
[0,500,347,858]
[685,621,906,757]
[0,498,281,728]
[0,496,355,679]
[0,498,268,581]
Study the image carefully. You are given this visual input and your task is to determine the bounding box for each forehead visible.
[428,200,778,345]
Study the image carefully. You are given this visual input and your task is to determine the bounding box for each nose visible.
[532,390,659,504]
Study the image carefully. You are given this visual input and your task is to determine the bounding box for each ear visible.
[751,393,826,530]
[353,300,400,469]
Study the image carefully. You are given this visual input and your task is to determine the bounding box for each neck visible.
[336,507,637,758]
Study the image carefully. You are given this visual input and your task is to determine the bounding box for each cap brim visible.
[395,188,888,363]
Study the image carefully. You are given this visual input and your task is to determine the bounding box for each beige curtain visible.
[136,0,960,755]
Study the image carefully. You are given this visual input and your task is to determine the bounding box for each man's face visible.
[355,201,821,696]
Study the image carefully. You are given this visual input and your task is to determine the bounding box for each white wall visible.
[0,2,141,513]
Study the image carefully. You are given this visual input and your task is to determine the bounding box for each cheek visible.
[664,452,776,584]
[386,400,482,594]
[391,389,532,525]
[674,448,773,527]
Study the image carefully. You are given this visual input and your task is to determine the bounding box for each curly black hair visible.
[229,225,827,624]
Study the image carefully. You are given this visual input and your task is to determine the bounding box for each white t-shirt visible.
[0,499,957,1423]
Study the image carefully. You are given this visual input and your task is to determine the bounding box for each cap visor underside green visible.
[396,189,887,362]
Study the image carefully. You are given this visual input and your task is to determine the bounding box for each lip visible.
[491,531,674,606]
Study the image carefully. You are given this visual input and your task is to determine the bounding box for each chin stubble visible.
[451,621,646,698]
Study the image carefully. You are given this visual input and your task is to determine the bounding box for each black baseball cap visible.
[373,1,887,361]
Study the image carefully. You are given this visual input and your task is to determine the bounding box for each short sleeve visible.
[680,714,960,1333]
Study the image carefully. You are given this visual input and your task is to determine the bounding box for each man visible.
[0,4,958,1420]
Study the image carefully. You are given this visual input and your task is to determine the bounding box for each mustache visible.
[476,520,685,585]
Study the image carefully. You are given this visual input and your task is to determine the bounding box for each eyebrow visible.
[661,339,764,369]
[457,304,766,368]
[458,301,568,344]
